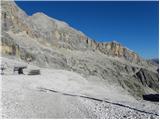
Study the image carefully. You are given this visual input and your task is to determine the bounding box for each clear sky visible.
[15,1,159,59]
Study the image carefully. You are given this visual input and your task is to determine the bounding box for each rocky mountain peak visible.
[2,0,27,18]
[31,12,69,29]
[111,40,121,44]
[32,12,48,17]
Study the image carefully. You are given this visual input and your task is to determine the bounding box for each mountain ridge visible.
[1,0,143,64]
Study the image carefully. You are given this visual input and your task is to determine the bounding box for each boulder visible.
[28,69,40,75]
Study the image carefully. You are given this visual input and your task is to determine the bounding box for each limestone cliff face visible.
[1,32,35,61]
[1,1,142,64]
[79,39,141,63]
[95,41,141,62]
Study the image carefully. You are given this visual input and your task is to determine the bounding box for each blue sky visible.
[15,1,159,59]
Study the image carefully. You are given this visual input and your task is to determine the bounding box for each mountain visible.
[1,1,143,63]
[147,58,159,65]
[1,1,159,118]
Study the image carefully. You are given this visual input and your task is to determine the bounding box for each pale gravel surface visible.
[1,57,159,119]
[2,76,159,119]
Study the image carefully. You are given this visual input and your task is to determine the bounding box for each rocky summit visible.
[1,1,159,119]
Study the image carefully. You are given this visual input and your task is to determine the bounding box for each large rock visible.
[143,94,159,102]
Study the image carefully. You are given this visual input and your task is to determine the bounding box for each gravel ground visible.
[2,73,159,119]
[1,57,159,119]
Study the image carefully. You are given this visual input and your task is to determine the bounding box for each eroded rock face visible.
[92,41,141,63]
[1,32,35,62]
[133,68,159,92]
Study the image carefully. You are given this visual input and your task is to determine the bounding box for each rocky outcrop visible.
[133,68,159,92]
[92,41,141,63]
[1,32,35,62]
